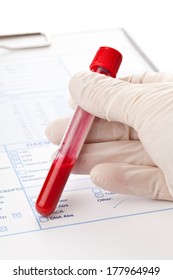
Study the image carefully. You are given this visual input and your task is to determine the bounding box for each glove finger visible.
[121,71,173,84]
[45,116,138,145]
[68,97,76,110]
[69,72,173,129]
[90,163,173,201]
[72,141,154,174]
[45,117,70,145]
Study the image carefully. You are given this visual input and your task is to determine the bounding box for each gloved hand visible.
[46,71,173,201]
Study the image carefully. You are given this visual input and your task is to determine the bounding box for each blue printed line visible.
[1,206,173,237]
[22,177,93,191]
[3,145,42,230]
[113,198,129,208]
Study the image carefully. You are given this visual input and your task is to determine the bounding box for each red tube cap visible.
[90,46,122,78]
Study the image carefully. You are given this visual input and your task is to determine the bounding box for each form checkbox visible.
[12,212,22,218]
[0,226,7,232]
[39,216,49,223]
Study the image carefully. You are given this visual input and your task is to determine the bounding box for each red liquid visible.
[36,155,75,216]
[36,108,94,216]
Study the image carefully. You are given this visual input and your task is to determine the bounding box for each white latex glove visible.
[46,71,173,201]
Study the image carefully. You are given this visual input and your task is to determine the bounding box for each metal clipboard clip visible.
[0,32,51,50]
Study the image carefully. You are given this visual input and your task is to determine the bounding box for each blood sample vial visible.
[36,46,123,216]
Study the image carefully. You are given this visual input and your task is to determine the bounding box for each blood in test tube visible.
[36,46,123,216]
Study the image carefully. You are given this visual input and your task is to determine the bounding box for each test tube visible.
[36,46,123,216]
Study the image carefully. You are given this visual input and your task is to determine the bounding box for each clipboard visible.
[0,32,51,50]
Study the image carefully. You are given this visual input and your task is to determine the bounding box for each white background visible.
[0,0,173,72]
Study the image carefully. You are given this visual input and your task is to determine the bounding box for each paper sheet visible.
[1,29,173,260]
